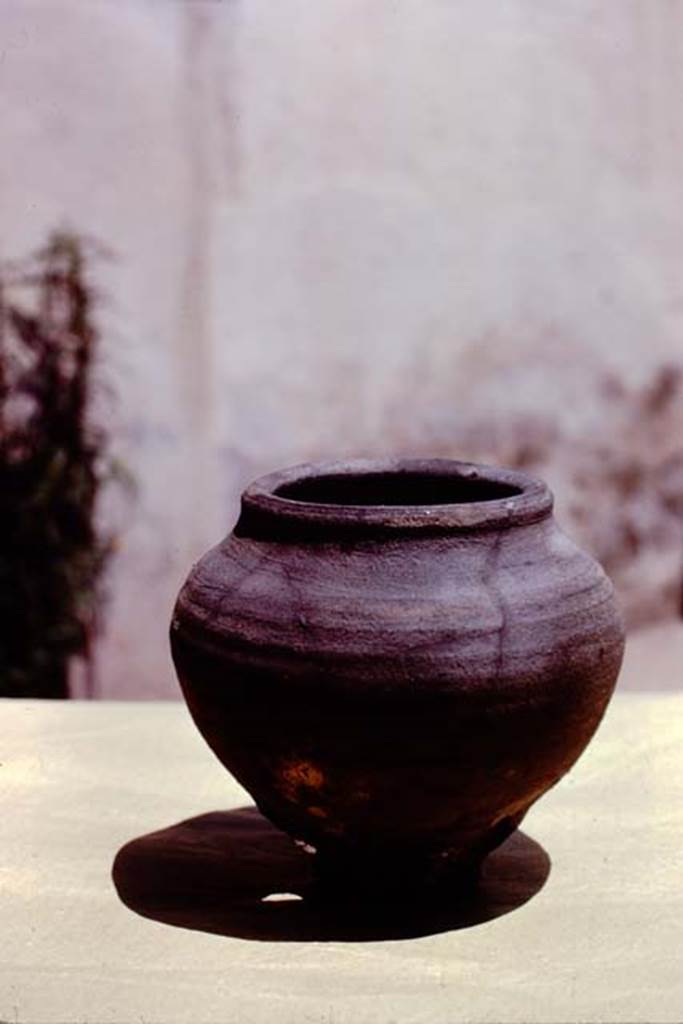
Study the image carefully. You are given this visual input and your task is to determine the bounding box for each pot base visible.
[307,813,524,900]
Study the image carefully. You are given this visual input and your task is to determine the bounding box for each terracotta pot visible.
[171,459,624,885]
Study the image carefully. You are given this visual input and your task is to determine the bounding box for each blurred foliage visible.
[569,365,683,575]
[0,231,117,698]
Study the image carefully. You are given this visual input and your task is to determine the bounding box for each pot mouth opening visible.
[238,459,553,538]
[274,471,521,507]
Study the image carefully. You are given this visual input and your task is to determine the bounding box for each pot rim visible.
[239,458,553,535]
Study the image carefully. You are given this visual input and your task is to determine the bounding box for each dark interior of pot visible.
[274,471,522,507]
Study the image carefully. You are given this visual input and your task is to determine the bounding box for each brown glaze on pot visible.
[171,459,624,882]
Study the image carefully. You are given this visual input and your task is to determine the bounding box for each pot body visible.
[171,459,624,874]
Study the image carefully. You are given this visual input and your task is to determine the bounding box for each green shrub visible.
[0,231,115,698]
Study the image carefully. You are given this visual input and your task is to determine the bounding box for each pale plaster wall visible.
[1,1,682,697]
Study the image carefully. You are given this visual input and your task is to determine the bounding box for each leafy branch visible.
[0,231,119,698]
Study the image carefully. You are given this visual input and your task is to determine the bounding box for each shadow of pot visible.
[112,805,551,943]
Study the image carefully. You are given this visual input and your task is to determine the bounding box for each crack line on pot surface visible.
[482,532,508,683]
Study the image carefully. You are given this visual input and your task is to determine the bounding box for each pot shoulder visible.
[173,517,624,696]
